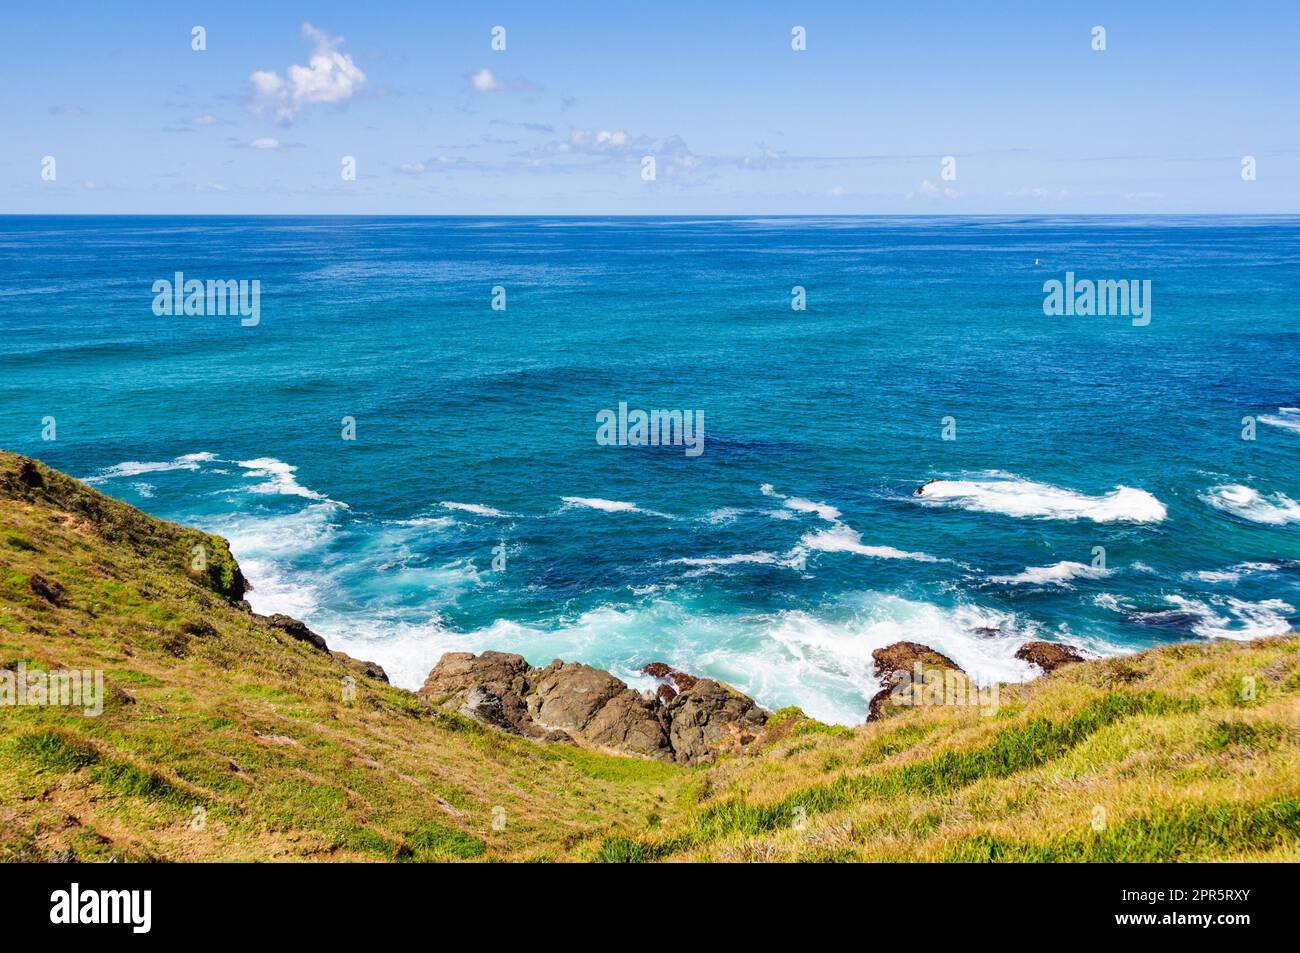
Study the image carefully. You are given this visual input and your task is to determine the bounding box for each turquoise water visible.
[1,215,1297,724]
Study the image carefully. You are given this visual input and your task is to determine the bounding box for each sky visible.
[2,0,1297,214]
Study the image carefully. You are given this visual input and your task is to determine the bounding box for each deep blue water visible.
[1,215,1297,723]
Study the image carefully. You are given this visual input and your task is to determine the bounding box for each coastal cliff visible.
[1,451,1296,862]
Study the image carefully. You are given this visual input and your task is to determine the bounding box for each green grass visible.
[1,449,1297,863]
[945,797,1300,862]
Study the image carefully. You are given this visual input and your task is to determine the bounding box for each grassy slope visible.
[0,450,1297,862]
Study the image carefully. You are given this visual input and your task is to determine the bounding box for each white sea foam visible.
[914,475,1167,523]
[1201,484,1300,526]
[85,451,217,484]
[1161,595,1295,640]
[235,457,335,502]
[799,523,939,562]
[1259,407,1300,434]
[248,589,1075,725]
[440,501,510,518]
[759,484,841,521]
[667,551,803,576]
[560,496,673,519]
[1233,561,1281,573]
[389,515,457,530]
[990,561,1111,587]
[1093,592,1128,613]
[203,501,341,557]
[702,507,745,525]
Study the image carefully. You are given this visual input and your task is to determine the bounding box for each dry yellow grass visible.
[1,450,1297,862]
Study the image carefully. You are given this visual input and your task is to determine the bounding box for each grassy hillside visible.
[1,450,1297,862]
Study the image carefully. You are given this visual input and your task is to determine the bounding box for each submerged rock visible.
[1014,640,1085,673]
[420,652,769,764]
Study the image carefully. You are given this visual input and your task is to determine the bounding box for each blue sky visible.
[3,0,1297,214]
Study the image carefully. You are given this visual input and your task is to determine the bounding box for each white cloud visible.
[250,23,366,123]
[466,68,540,94]
[191,114,220,126]
[250,137,281,150]
[469,68,503,92]
[911,179,960,199]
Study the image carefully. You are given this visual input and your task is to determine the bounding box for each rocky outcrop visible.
[420,652,770,764]
[665,678,768,764]
[868,641,968,721]
[255,611,389,682]
[1015,640,1085,673]
[333,651,389,683]
[259,613,330,652]
[640,661,698,700]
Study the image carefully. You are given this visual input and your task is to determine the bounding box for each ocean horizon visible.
[2,214,1297,724]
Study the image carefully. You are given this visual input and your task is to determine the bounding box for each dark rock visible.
[1015,640,1085,673]
[419,651,549,740]
[259,613,329,653]
[970,627,1001,638]
[421,651,769,764]
[17,460,44,489]
[28,574,66,606]
[868,641,967,722]
[665,679,768,765]
[529,661,673,760]
[332,650,389,683]
[640,661,699,694]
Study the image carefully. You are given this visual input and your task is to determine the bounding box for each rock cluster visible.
[868,638,1088,720]
[419,652,769,765]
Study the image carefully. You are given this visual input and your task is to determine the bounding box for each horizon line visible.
[3,212,1299,219]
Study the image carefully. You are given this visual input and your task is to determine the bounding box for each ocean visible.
[1,215,1296,724]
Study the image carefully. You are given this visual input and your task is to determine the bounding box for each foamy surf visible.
[235,457,337,503]
[989,561,1112,587]
[760,483,842,521]
[560,496,673,519]
[799,523,940,562]
[913,474,1167,523]
[84,451,217,483]
[1201,484,1300,526]
[440,501,512,518]
[1259,407,1300,434]
[1160,595,1296,640]
[306,594,1056,725]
